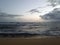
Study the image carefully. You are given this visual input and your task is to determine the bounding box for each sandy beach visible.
[0,37,60,45]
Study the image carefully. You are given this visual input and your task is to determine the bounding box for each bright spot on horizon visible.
[20,15,42,22]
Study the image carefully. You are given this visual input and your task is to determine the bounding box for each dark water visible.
[0,22,60,37]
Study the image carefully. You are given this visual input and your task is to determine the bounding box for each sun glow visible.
[20,15,40,22]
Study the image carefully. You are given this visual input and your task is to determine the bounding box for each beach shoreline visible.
[0,37,60,45]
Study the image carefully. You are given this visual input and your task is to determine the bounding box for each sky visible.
[0,0,60,22]
[0,0,47,14]
[0,0,47,22]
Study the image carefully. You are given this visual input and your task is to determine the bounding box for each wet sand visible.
[0,37,60,45]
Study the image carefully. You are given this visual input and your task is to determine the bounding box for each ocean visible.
[0,22,60,37]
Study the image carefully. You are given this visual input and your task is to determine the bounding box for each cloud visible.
[0,12,23,22]
[28,8,40,14]
[40,7,60,21]
[27,3,54,15]
[39,0,60,21]
[0,12,22,18]
[47,0,60,7]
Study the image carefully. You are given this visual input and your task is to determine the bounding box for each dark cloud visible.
[40,0,60,21]
[0,12,23,22]
[47,0,60,7]
[28,8,40,14]
[0,12,22,18]
[40,8,60,21]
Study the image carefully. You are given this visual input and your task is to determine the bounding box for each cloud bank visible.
[0,12,22,17]
[40,0,60,21]
[28,8,40,14]
[47,0,60,7]
[40,7,60,20]
[0,12,23,22]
